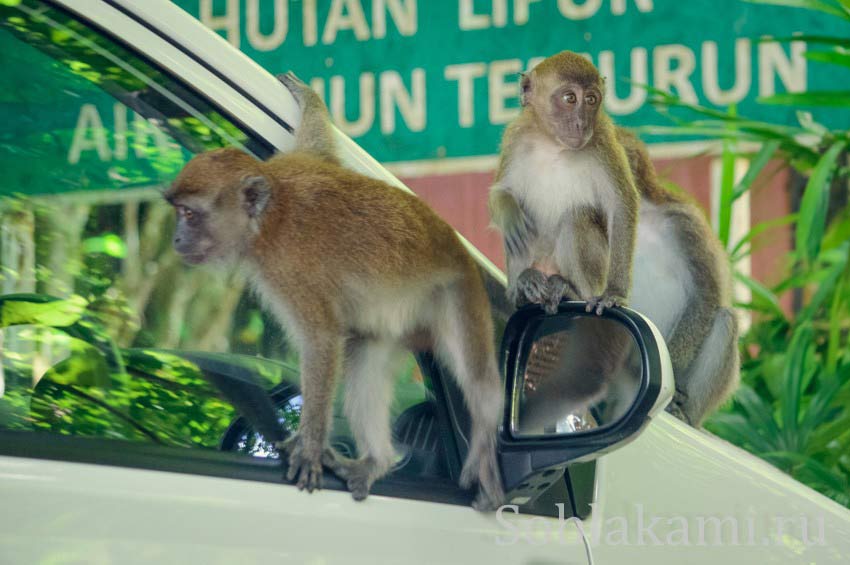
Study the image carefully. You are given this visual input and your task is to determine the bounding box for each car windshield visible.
[0,1,432,473]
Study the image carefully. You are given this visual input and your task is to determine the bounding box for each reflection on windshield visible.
[0,1,430,474]
[0,1,290,448]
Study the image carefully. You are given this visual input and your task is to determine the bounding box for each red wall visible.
[401,156,792,291]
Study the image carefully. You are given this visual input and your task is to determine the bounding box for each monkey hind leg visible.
[433,280,505,511]
[669,308,740,426]
[341,338,404,501]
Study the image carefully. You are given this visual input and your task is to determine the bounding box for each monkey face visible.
[523,51,604,151]
[165,148,270,266]
[546,82,602,150]
[169,199,216,264]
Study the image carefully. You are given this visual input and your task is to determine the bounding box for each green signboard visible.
[2,0,849,198]
[173,0,850,164]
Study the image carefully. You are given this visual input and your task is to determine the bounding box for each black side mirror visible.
[497,302,673,505]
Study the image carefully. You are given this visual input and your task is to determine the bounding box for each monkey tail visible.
[677,308,740,426]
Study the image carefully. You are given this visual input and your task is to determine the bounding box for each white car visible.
[0,1,848,564]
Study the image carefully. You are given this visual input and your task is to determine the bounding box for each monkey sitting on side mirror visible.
[166,73,504,510]
[489,51,739,426]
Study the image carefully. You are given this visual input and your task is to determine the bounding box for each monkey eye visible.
[585,93,598,105]
[176,205,194,220]
[562,92,577,104]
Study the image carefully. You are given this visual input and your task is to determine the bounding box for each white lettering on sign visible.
[702,39,751,105]
[303,0,318,46]
[436,41,807,131]
[459,0,491,31]
[67,103,179,166]
[246,0,288,51]
[557,0,604,20]
[463,0,652,28]
[514,0,544,25]
[444,62,488,127]
[380,69,427,133]
[324,0,371,44]
[610,0,654,15]
[189,4,815,145]
[489,59,523,124]
[199,0,239,47]
[318,70,427,136]
[598,47,648,115]
[373,0,418,38]
[759,39,807,97]
[68,104,110,164]
[558,0,652,20]
[201,0,417,48]
[653,44,699,103]
[330,73,376,136]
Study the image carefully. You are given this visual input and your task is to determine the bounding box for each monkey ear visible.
[520,73,531,107]
[241,175,271,219]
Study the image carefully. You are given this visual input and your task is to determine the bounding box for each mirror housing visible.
[497,302,674,505]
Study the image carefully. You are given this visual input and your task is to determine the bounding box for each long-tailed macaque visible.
[166,73,504,510]
[489,51,739,426]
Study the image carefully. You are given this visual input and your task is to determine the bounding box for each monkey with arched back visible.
[166,72,504,510]
[489,51,739,426]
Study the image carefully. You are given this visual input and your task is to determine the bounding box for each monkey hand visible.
[277,71,311,108]
[585,294,626,316]
[515,268,549,309]
[544,274,578,315]
[278,433,325,493]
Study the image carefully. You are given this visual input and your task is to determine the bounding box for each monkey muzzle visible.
[557,121,593,150]
[173,238,210,265]
[179,252,208,265]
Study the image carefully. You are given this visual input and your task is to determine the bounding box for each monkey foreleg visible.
[277,433,325,492]
[277,436,381,497]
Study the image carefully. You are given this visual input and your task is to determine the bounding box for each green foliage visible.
[652,0,850,507]
[0,293,86,327]
[0,292,303,448]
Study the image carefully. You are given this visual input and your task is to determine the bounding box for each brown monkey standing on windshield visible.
[489,51,739,426]
[166,73,504,510]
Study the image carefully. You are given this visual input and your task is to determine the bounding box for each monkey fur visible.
[489,52,739,426]
[166,73,505,510]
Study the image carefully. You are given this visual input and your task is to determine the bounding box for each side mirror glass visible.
[512,316,642,437]
[498,303,673,504]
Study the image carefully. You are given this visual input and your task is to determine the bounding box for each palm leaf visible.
[806,48,850,69]
[735,272,788,319]
[759,91,850,107]
[796,141,847,265]
[733,140,782,200]
[781,324,814,449]
[731,213,798,261]
[706,412,777,452]
[747,0,850,21]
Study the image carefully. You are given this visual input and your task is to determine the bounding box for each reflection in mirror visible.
[512,316,642,437]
